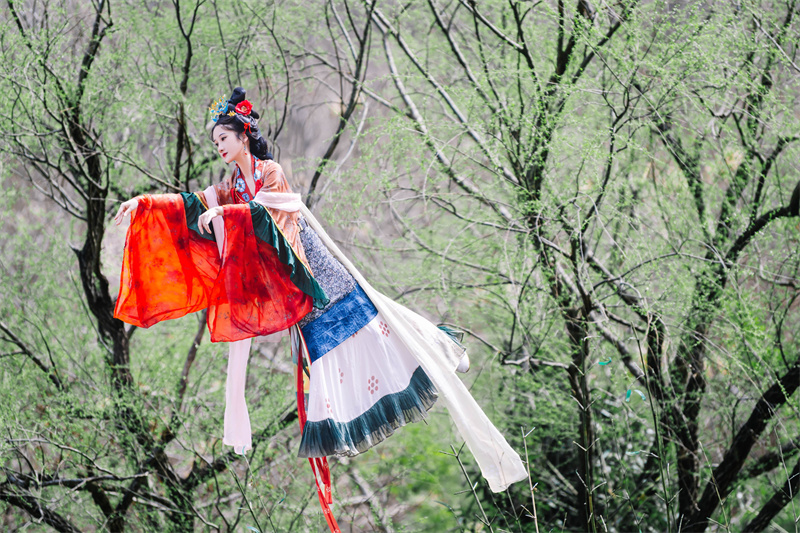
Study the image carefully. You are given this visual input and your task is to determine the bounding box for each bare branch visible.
[368,2,520,187]
[0,320,64,390]
[0,486,81,533]
[743,455,800,532]
[689,358,800,531]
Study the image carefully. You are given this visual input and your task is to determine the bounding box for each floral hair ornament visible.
[235,99,253,115]
[209,94,229,122]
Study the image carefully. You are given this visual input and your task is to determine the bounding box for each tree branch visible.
[743,455,800,532]
[688,358,800,531]
[0,320,64,390]
[0,484,81,533]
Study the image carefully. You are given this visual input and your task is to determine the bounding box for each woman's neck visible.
[233,152,253,181]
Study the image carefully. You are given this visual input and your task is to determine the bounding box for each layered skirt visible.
[295,217,440,457]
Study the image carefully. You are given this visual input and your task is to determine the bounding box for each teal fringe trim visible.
[437,324,465,346]
[298,366,439,458]
[180,193,329,309]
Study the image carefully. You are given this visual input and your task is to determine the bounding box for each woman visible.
[113,88,526,527]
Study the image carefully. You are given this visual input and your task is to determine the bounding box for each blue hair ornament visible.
[209,94,230,122]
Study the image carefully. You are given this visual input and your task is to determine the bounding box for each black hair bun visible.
[226,86,260,119]
[211,86,273,160]
[228,87,247,110]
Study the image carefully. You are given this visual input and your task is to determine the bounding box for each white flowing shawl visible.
[205,186,527,493]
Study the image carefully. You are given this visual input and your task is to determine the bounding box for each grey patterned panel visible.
[297,217,357,328]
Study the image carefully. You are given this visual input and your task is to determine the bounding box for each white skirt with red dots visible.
[293,217,440,457]
[292,208,527,494]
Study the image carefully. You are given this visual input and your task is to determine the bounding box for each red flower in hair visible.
[234,100,253,115]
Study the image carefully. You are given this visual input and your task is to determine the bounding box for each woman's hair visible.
[210,87,273,161]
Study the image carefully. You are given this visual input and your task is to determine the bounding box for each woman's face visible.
[212,126,248,164]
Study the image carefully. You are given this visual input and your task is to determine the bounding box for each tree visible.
[0,1,361,530]
[2,0,800,531]
[308,0,800,530]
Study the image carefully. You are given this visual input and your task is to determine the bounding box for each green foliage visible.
[2,0,800,531]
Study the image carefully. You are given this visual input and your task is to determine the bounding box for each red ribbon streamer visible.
[296,327,340,533]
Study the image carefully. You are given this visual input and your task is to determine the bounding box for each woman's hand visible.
[114,198,139,225]
[198,206,224,234]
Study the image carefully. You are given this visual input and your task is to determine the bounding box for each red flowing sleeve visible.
[113,191,317,342]
[206,203,313,342]
[114,193,220,328]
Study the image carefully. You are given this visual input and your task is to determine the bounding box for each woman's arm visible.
[114,194,224,236]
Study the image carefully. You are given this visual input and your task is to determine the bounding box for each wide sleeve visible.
[113,193,220,328]
[114,185,328,343]
[206,202,321,342]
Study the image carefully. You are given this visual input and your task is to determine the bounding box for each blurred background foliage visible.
[1,0,799,531]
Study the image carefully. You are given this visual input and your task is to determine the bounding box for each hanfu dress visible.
[113,156,527,511]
